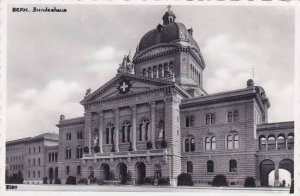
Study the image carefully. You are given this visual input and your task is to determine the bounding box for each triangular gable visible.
[81,72,173,104]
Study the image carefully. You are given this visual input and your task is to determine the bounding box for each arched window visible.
[139,119,150,142]
[227,135,233,150]
[185,139,190,152]
[38,158,41,166]
[229,160,237,172]
[77,165,81,175]
[38,171,40,178]
[187,161,193,173]
[268,135,276,150]
[227,133,239,150]
[277,135,286,150]
[191,138,195,152]
[48,153,51,162]
[259,136,266,150]
[66,166,70,175]
[287,133,294,149]
[234,134,239,149]
[122,121,131,143]
[164,63,169,77]
[33,159,35,166]
[142,69,146,76]
[205,137,210,151]
[207,160,214,172]
[158,65,163,77]
[65,148,71,159]
[106,123,114,144]
[55,152,58,161]
[148,67,152,78]
[211,136,216,150]
[33,171,35,178]
[211,114,216,124]
[153,66,157,78]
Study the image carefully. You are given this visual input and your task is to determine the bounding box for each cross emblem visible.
[120,82,128,92]
[118,80,131,94]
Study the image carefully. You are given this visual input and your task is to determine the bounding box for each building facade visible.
[6,8,294,187]
[6,133,59,184]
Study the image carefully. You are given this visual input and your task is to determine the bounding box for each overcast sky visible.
[7,5,294,140]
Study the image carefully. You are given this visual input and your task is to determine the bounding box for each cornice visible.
[256,121,294,131]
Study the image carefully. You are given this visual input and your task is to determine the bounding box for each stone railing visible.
[82,148,169,159]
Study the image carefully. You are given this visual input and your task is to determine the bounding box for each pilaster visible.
[114,108,120,152]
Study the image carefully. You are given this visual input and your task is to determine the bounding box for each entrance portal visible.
[100,163,110,180]
[259,159,275,187]
[136,162,146,184]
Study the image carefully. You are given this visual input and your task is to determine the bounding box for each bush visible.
[120,172,128,184]
[77,178,88,185]
[90,177,98,184]
[97,178,104,185]
[54,178,61,184]
[146,141,153,149]
[177,173,193,186]
[43,177,48,184]
[212,174,228,187]
[144,177,154,185]
[66,176,77,185]
[161,140,167,148]
[244,177,256,187]
[158,177,170,186]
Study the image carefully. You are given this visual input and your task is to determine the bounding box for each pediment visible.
[81,73,172,104]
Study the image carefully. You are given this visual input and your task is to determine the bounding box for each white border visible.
[0,0,299,196]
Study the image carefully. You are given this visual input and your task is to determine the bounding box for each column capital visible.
[130,104,137,110]
[149,101,156,107]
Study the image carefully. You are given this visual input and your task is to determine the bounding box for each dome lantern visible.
[162,5,176,25]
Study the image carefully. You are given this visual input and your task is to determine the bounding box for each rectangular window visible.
[66,166,70,175]
[185,116,194,128]
[228,110,238,123]
[206,113,216,125]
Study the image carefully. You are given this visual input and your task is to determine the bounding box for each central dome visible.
[136,22,200,53]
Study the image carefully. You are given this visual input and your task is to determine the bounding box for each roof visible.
[136,22,200,53]
[257,121,294,131]
[6,132,59,146]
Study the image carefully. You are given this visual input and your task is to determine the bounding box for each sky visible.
[7,5,295,140]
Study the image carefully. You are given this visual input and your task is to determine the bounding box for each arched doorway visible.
[268,169,291,187]
[136,162,146,184]
[88,166,94,178]
[54,167,58,179]
[259,159,275,187]
[279,159,294,179]
[48,167,54,184]
[100,163,110,180]
[118,163,128,183]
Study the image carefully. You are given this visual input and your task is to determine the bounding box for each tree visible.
[177,173,193,186]
[244,177,256,187]
[66,176,77,185]
[212,174,228,187]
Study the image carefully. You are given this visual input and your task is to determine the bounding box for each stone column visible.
[84,112,93,155]
[274,162,280,186]
[150,102,156,149]
[114,108,120,152]
[131,105,137,151]
[99,111,104,153]
[275,138,278,150]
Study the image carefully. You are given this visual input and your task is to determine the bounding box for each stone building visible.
[6,8,294,187]
[6,133,58,184]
